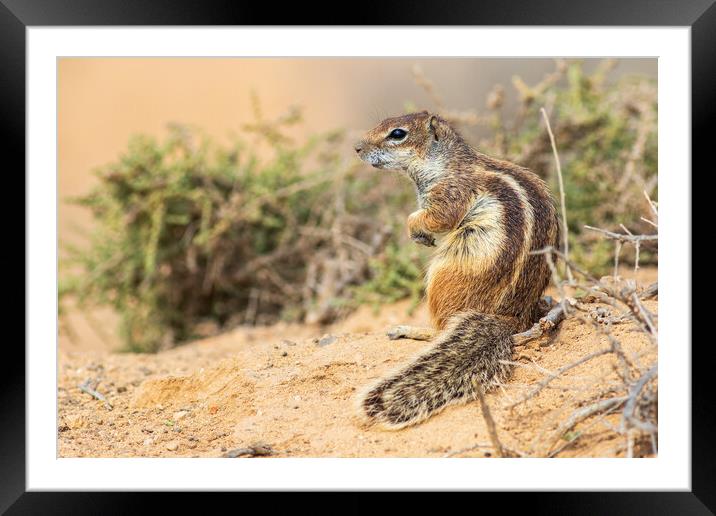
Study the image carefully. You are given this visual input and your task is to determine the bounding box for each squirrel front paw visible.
[407,210,436,247]
[410,231,436,247]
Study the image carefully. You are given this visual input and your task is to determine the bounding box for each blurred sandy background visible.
[59,57,656,247]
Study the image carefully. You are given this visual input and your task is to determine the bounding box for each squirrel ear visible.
[428,115,444,142]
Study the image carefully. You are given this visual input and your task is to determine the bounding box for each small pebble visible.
[317,334,337,347]
[222,444,273,458]
[166,441,179,451]
[64,414,86,429]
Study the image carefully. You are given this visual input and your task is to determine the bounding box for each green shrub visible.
[60,108,415,351]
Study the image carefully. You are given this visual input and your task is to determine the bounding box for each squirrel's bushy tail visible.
[358,312,517,430]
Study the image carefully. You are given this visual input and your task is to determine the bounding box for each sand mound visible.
[131,359,256,416]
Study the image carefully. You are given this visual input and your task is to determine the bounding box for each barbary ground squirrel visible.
[354,111,560,429]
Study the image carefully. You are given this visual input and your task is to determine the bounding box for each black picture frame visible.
[3,0,705,512]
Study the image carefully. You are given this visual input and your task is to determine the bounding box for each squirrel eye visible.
[388,128,407,140]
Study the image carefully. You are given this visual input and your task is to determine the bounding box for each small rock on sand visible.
[317,334,337,347]
[64,414,86,429]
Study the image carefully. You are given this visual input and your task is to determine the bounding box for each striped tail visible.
[358,312,517,430]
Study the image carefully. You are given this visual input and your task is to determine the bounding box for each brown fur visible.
[354,112,559,429]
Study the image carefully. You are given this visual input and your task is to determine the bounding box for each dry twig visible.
[541,108,573,283]
[473,381,509,458]
[78,378,113,411]
[546,396,628,457]
[513,304,567,346]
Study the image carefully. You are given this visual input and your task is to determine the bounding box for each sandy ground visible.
[58,268,657,458]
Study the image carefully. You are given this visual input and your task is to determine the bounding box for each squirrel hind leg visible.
[358,311,516,430]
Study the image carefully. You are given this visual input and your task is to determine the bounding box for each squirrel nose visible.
[354,144,363,154]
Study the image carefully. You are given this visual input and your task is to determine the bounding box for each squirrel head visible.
[354,111,458,172]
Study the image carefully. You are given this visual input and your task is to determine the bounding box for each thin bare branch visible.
[547,396,628,456]
[540,108,573,283]
[473,381,509,457]
[621,365,658,433]
[584,225,658,243]
[505,348,612,409]
[412,65,445,109]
